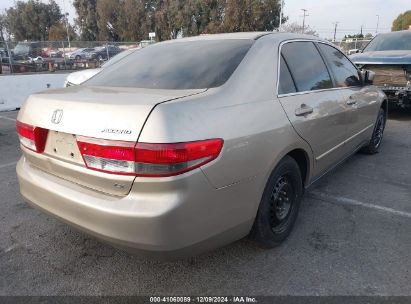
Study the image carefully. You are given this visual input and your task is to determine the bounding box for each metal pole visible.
[333,22,339,42]
[301,9,308,34]
[5,40,12,74]
[279,0,283,30]
[62,0,71,49]
[376,15,380,34]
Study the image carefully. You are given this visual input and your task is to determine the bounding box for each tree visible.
[117,0,147,41]
[223,0,282,32]
[73,0,285,42]
[96,0,121,41]
[392,10,411,31]
[343,34,364,41]
[48,21,77,41]
[0,13,10,41]
[280,22,318,36]
[6,0,63,41]
[73,0,98,40]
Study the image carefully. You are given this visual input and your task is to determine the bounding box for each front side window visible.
[281,41,333,92]
[86,39,254,90]
[318,43,361,87]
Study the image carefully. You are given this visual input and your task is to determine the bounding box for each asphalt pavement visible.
[0,109,410,296]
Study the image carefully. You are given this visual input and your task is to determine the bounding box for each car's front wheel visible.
[250,156,303,248]
[361,108,386,154]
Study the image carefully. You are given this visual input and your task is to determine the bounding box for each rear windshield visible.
[85,39,254,89]
[363,31,411,52]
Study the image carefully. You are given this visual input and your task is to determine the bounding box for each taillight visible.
[16,120,49,153]
[76,136,223,177]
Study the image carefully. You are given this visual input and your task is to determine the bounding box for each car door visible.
[317,42,380,153]
[278,41,351,178]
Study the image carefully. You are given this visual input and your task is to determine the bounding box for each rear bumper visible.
[16,156,259,258]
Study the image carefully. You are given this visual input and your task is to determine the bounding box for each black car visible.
[350,30,411,109]
[86,45,122,61]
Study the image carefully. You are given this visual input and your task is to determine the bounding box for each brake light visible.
[16,121,49,153]
[76,136,223,177]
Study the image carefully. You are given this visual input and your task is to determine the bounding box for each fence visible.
[332,39,372,55]
[0,40,152,75]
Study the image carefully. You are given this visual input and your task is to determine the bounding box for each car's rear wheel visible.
[250,156,303,248]
[361,108,386,154]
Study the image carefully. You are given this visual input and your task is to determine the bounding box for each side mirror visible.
[361,69,375,85]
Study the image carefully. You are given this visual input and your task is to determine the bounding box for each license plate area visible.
[44,131,83,165]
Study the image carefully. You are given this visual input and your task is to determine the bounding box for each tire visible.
[250,156,303,248]
[361,108,386,154]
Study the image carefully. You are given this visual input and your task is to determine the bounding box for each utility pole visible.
[376,14,380,34]
[333,22,339,42]
[279,0,284,30]
[301,9,309,34]
[62,0,71,49]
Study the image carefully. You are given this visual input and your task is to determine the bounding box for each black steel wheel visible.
[362,108,386,154]
[250,156,303,248]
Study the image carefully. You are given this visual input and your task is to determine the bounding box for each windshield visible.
[85,39,254,90]
[363,31,411,52]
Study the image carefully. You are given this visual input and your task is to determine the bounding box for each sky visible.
[284,0,409,39]
[0,0,409,40]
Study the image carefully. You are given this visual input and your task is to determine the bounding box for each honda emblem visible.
[51,109,63,124]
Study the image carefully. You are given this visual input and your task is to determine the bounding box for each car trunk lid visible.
[17,85,206,196]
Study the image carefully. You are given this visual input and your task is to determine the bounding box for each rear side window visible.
[278,55,297,94]
[281,42,333,92]
[86,39,254,90]
[318,43,361,87]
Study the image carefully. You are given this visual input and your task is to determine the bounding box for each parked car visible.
[350,30,411,108]
[16,32,386,258]
[86,45,121,61]
[69,48,95,61]
[48,49,63,58]
[64,48,139,87]
[13,41,44,61]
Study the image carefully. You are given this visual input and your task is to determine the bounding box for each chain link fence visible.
[0,40,153,75]
[331,39,372,55]
[0,38,373,75]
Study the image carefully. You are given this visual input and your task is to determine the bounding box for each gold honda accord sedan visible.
[16,32,387,258]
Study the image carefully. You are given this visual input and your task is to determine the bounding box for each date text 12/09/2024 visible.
[149,296,257,303]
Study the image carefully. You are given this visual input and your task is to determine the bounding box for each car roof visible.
[158,32,326,44]
[376,30,411,37]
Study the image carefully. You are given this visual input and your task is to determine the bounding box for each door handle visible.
[295,104,314,116]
